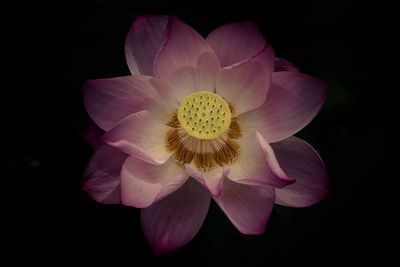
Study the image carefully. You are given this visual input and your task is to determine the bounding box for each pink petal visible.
[271,136,329,207]
[121,157,188,208]
[137,77,180,123]
[274,57,300,72]
[228,132,294,188]
[216,45,274,115]
[239,71,328,142]
[83,75,159,131]
[214,178,275,234]
[103,110,171,164]
[141,178,211,256]
[154,16,220,98]
[125,15,168,76]
[206,21,267,67]
[82,145,128,204]
[185,164,229,197]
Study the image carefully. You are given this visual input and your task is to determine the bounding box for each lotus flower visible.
[82,15,329,255]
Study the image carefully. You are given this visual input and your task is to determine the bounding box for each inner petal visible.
[177,91,232,140]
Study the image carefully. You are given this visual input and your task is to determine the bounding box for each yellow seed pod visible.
[177,91,232,140]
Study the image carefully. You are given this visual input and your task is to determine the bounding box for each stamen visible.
[166,128,239,171]
[165,113,242,171]
[227,117,242,139]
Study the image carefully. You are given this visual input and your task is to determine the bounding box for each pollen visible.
[177,91,232,140]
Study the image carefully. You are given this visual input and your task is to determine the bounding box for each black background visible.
[4,0,397,265]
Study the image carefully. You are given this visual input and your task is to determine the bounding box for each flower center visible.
[177,91,232,140]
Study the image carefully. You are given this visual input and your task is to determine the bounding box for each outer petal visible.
[121,156,188,208]
[185,164,229,197]
[228,132,294,188]
[214,178,275,234]
[141,178,211,256]
[125,15,168,76]
[239,72,328,142]
[206,21,267,67]
[271,136,329,207]
[82,145,128,204]
[216,45,274,116]
[103,110,171,164]
[83,76,159,131]
[274,57,300,72]
[84,120,105,150]
[154,16,220,99]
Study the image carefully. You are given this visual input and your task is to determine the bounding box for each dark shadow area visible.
[4,0,397,265]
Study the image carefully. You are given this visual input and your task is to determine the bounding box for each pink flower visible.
[82,15,329,256]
